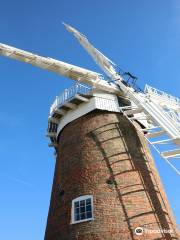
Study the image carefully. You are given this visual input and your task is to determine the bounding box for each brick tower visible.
[45,84,179,240]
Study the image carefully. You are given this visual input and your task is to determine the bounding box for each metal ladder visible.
[120,105,180,175]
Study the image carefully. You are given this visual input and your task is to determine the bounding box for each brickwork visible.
[45,110,179,240]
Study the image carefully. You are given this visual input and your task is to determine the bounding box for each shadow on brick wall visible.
[88,113,178,240]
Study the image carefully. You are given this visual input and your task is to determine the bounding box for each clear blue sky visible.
[0,0,180,239]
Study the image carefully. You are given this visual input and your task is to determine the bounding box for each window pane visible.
[80,213,86,220]
[75,207,80,214]
[75,214,80,221]
[80,206,85,213]
[86,198,91,205]
[87,211,92,219]
[74,201,79,208]
[86,204,92,212]
[80,200,85,207]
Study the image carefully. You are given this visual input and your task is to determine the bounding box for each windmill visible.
[0,24,179,239]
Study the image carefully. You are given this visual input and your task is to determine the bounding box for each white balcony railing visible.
[50,83,92,115]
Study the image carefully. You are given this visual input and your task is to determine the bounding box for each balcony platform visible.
[47,83,120,149]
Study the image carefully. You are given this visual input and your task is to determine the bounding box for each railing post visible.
[64,89,68,101]
[56,96,58,106]
[75,82,78,94]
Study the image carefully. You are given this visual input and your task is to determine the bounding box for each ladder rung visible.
[123,108,143,116]
[129,116,149,120]
[151,138,172,145]
[141,126,161,132]
[161,149,180,158]
[119,106,132,110]
[146,130,165,138]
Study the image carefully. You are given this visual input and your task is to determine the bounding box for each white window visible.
[71,195,94,224]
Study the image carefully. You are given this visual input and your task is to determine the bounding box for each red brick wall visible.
[45,110,179,240]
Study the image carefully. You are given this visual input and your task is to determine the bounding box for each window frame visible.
[71,195,94,224]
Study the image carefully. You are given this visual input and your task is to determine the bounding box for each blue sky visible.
[0,0,180,239]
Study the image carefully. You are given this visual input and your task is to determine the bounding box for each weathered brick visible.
[45,110,180,240]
